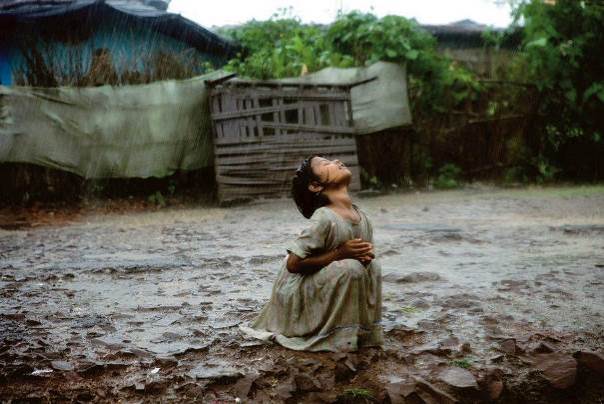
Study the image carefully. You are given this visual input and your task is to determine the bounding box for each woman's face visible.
[310,156,351,186]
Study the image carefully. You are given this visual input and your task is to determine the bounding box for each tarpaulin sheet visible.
[0,70,228,178]
[282,61,412,135]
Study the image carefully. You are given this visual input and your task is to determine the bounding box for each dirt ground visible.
[1,185,603,403]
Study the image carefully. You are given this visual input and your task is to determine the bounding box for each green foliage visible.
[503,166,529,185]
[218,9,335,79]
[219,4,603,183]
[434,163,462,189]
[220,11,481,114]
[533,154,560,183]
[87,180,105,195]
[342,388,375,401]
[148,190,166,208]
[328,12,483,113]
[326,12,436,68]
[511,0,604,160]
[482,27,506,51]
[450,359,472,369]
[360,168,383,190]
[167,179,177,196]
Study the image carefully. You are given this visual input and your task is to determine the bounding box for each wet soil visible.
[1,185,603,403]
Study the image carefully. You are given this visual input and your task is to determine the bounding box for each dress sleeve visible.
[365,211,374,243]
[286,209,332,259]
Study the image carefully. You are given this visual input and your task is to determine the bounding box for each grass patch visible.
[400,306,421,314]
[434,163,462,190]
[342,388,374,401]
[449,359,472,369]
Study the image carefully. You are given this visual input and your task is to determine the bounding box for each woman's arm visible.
[286,239,373,275]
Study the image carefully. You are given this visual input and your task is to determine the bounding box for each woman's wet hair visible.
[291,155,330,219]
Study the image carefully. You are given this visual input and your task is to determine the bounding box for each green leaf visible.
[583,83,604,102]
[385,48,397,58]
[406,49,419,60]
[526,37,548,48]
[565,89,577,104]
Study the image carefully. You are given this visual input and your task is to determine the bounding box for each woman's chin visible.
[339,169,352,184]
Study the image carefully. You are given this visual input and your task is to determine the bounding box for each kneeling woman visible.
[241,155,383,352]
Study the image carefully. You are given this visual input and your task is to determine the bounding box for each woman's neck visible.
[324,184,353,209]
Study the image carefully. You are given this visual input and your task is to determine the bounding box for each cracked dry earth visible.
[1,185,603,403]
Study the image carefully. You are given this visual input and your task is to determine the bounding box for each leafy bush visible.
[511,0,604,170]
[148,190,166,208]
[220,11,481,115]
[220,5,602,183]
[434,163,462,189]
[218,10,333,79]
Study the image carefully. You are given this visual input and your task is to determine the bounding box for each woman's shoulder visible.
[310,206,331,221]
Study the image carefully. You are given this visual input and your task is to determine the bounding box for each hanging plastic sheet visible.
[0,70,229,178]
[281,61,412,135]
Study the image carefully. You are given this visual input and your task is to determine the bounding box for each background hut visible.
[422,19,521,78]
[0,0,238,86]
[0,0,239,204]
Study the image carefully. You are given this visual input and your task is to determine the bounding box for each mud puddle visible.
[1,185,603,402]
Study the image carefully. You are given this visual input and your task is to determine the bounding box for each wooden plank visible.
[216,175,291,186]
[333,101,346,127]
[210,95,221,114]
[217,164,361,199]
[272,96,280,136]
[277,90,285,136]
[216,153,359,166]
[215,143,356,157]
[245,98,257,139]
[346,97,354,127]
[232,89,350,101]
[253,95,263,137]
[217,161,360,175]
[204,73,237,87]
[211,102,307,121]
[216,134,357,148]
[328,102,336,127]
[258,122,354,134]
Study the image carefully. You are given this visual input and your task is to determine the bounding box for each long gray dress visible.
[240,205,383,352]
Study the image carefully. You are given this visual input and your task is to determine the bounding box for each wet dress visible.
[240,205,383,352]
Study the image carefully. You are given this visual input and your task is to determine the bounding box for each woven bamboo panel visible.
[208,80,360,203]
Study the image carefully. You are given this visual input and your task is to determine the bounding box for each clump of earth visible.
[1,185,603,402]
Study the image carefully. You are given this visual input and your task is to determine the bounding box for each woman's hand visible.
[286,239,375,275]
[358,250,375,266]
[336,238,373,260]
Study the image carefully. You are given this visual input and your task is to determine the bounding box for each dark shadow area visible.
[0,163,217,208]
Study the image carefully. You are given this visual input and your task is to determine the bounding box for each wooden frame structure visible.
[207,76,374,203]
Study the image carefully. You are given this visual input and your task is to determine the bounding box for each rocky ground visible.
[0,185,603,403]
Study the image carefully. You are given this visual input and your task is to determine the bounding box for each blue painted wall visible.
[0,17,226,86]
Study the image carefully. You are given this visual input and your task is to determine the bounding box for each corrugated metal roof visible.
[0,0,238,56]
[421,20,521,49]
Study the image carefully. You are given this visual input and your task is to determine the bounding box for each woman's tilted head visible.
[291,155,352,218]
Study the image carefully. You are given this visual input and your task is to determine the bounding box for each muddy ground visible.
[1,185,603,403]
